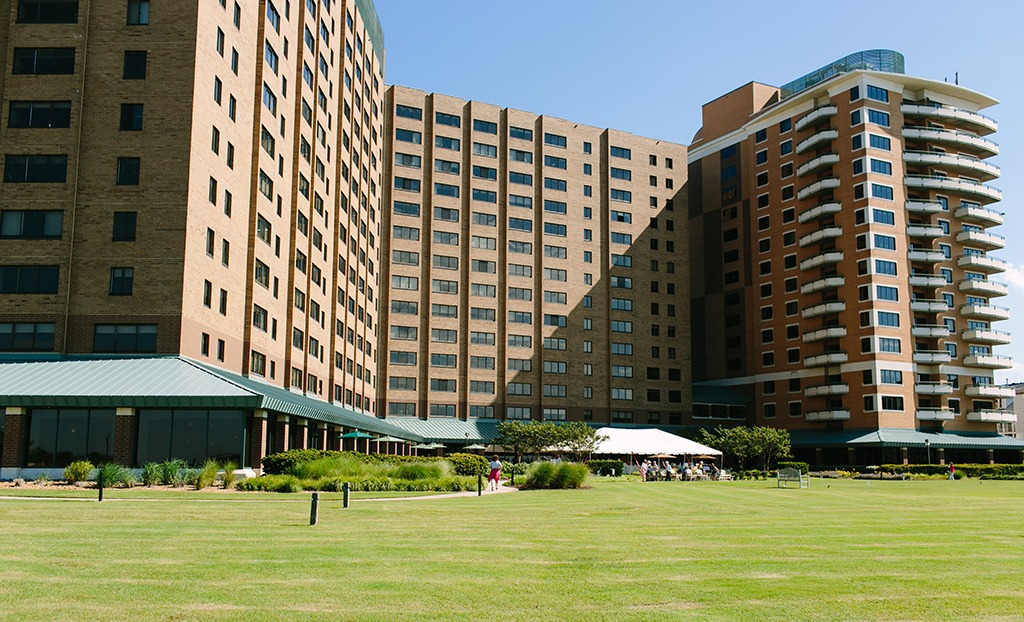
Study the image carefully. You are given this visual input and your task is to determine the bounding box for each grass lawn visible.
[1,478,1022,621]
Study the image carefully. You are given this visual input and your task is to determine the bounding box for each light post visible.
[925,439,931,465]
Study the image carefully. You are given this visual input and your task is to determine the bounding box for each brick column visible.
[814,448,824,467]
[329,425,341,451]
[1,407,28,477]
[847,447,857,466]
[294,419,308,449]
[937,448,946,466]
[249,411,269,471]
[114,408,137,466]
[987,449,995,465]
[900,447,909,465]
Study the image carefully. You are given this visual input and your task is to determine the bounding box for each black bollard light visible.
[310,492,319,525]
[343,482,350,508]
[478,472,483,496]
[97,467,104,503]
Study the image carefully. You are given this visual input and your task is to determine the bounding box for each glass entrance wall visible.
[25,408,116,467]
[136,409,245,466]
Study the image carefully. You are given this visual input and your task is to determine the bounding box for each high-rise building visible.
[0,0,394,474]
[378,86,690,427]
[689,50,1018,464]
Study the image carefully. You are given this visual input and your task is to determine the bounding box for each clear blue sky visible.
[375,0,1024,382]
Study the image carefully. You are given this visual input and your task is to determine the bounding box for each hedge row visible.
[877,464,1024,478]
[260,449,489,477]
[587,460,625,476]
[236,474,477,493]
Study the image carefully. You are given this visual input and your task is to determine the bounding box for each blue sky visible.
[375,0,1024,381]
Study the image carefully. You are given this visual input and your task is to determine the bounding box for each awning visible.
[789,428,1024,450]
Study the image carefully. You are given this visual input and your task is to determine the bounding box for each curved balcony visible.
[911,324,950,339]
[965,385,1014,399]
[902,127,999,158]
[800,252,843,272]
[958,254,1007,274]
[956,229,1005,250]
[800,226,842,247]
[955,205,1003,227]
[903,151,1000,181]
[795,105,838,132]
[801,276,844,295]
[961,329,1011,345]
[799,202,842,224]
[803,327,847,343]
[806,409,851,422]
[906,224,945,239]
[796,129,839,154]
[797,153,840,177]
[914,350,952,365]
[963,354,1013,369]
[804,383,849,397]
[915,382,953,396]
[959,278,1008,297]
[916,408,956,421]
[904,175,1002,204]
[805,352,848,367]
[802,301,845,319]
[906,200,944,215]
[967,410,1016,423]
[910,299,949,313]
[908,273,947,288]
[960,304,1010,321]
[901,103,998,135]
[907,248,946,263]
[797,177,840,201]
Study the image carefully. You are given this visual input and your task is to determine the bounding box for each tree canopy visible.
[696,426,791,470]
[495,421,606,462]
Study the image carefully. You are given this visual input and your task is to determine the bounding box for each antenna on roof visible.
[955,72,959,85]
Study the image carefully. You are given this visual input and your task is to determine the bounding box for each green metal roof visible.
[384,417,502,443]
[790,428,1024,450]
[0,356,258,408]
[0,356,423,441]
[693,384,751,406]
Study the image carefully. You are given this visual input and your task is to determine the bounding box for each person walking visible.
[488,455,503,491]
[947,463,955,481]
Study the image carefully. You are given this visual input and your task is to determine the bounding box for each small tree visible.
[557,422,607,462]
[496,421,563,463]
[697,426,753,469]
[748,426,791,471]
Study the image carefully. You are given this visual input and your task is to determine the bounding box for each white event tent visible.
[592,427,721,457]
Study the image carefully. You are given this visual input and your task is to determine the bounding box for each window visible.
[544,133,566,148]
[12,48,75,74]
[871,184,894,200]
[473,119,497,134]
[611,189,632,203]
[108,267,134,296]
[8,101,72,129]
[436,112,461,127]
[473,142,497,158]
[4,155,68,183]
[867,109,890,127]
[115,157,140,185]
[0,322,56,351]
[123,51,147,79]
[867,85,889,103]
[0,210,63,239]
[395,129,421,144]
[870,158,892,175]
[869,134,891,151]
[610,146,631,159]
[0,265,59,293]
[509,126,532,140]
[126,0,149,25]
[17,0,80,23]
[395,105,422,120]
[93,324,156,353]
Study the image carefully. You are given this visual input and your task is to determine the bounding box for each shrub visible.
[445,453,489,477]
[141,462,161,486]
[34,472,52,485]
[393,461,446,481]
[504,462,528,476]
[221,461,238,489]
[778,461,810,474]
[261,449,330,475]
[64,460,94,484]
[95,463,138,488]
[524,462,556,489]
[159,459,186,486]
[235,474,304,493]
[587,460,625,476]
[552,463,589,489]
[195,460,220,490]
